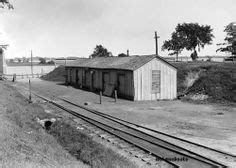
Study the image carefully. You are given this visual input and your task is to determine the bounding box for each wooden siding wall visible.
[133,58,177,100]
[66,67,134,99]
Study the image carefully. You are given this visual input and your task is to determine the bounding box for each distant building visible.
[163,56,191,62]
[163,55,229,62]
[197,56,226,62]
[65,55,177,101]
[28,57,41,63]
[54,57,85,65]
[12,57,22,63]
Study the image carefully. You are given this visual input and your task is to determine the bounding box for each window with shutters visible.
[151,70,161,93]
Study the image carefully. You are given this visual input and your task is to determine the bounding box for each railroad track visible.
[59,98,236,156]
[21,89,233,168]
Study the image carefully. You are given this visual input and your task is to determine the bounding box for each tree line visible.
[0,0,13,9]
[90,22,235,60]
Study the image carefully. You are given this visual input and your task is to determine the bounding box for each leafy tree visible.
[162,32,185,61]
[17,58,22,63]
[217,22,236,56]
[47,60,55,65]
[90,45,112,58]
[163,23,214,60]
[118,53,128,57]
[0,0,13,9]
[39,57,46,64]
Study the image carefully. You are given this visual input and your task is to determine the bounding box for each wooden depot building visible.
[65,55,177,101]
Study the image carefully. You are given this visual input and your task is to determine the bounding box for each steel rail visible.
[58,97,228,168]
[34,93,179,168]
[32,92,226,168]
[59,97,236,158]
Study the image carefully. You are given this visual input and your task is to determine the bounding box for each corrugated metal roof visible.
[66,55,176,71]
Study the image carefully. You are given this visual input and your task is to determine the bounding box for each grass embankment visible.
[41,65,65,82]
[5,83,135,168]
[173,62,236,103]
[49,121,135,168]
[1,83,84,167]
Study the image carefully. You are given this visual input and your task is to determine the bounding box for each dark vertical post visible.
[127,50,129,56]
[154,32,160,56]
[29,78,32,103]
[99,91,102,104]
[114,90,117,102]
[31,50,33,75]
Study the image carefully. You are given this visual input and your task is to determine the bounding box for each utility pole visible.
[31,50,33,75]
[154,31,160,56]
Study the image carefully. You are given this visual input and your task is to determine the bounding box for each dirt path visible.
[0,81,88,168]
[13,78,236,156]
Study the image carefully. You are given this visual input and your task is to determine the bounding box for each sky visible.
[0,0,235,58]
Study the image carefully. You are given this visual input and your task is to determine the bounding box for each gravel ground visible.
[13,79,236,156]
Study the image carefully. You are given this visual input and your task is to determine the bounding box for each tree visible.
[0,0,13,9]
[90,45,112,58]
[47,60,55,65]
[163,23,214,60]
[217,22,236,56]
[17,58,22,63]
[118,53,128,57]
[162,32,185,61]
[39,57,46,64]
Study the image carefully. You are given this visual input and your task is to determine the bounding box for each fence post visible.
[114,90,117,102]
[99,91,102,104]
[12,74,16,82]
[29,78,32,103]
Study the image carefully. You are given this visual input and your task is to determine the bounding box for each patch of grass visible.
[48,120,135,168]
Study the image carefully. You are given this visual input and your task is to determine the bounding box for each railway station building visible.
[65,55,177,101]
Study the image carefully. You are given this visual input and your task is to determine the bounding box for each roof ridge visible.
[66,54,176,70]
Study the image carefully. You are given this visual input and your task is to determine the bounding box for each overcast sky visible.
[0,0,235,58]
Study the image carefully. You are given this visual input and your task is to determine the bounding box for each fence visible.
[3,73,46,80]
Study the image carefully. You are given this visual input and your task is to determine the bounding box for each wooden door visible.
[102,72,109,91]
[65,69,68,85]
[85,71,90,88]
[76,69,79,85]
[70,69,72,84]
[118,74,125,96]
[91,71,95,91]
